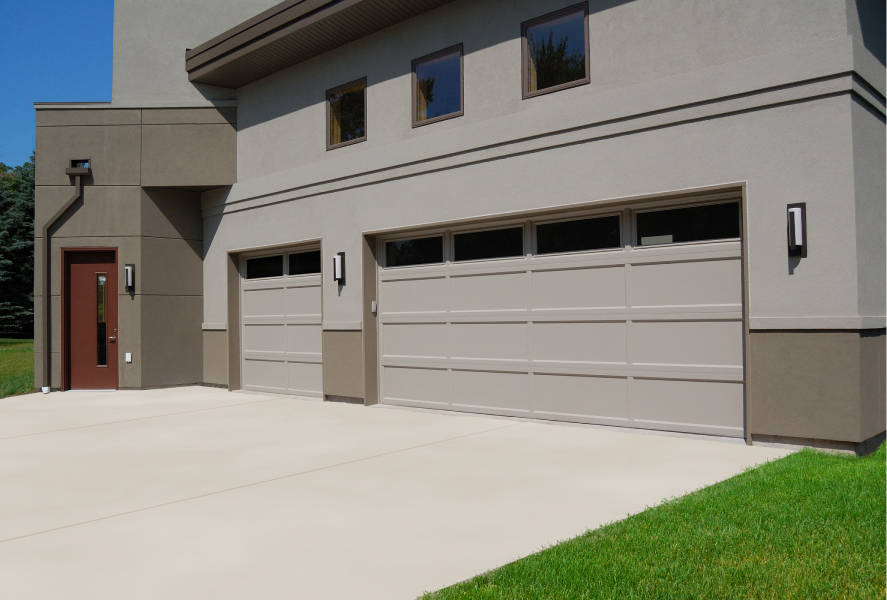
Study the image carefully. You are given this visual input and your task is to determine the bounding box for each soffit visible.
[186,0,456,89]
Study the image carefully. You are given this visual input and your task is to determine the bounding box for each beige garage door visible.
[378,197,745,437]
[241,248,323,397]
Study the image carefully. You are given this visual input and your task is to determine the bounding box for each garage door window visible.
[289,250,321,275]
[537,215,620,255]
[246,255,283,279]
[455,227,524,262]
[386,236,444,267]
[637,202,741,246]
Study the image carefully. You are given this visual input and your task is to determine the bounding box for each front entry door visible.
[65,250,118,390]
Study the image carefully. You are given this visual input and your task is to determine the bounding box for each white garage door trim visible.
[241,246,323,397]
[376,196,745,437]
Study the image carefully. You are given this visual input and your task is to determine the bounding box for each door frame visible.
[60,247,119,391]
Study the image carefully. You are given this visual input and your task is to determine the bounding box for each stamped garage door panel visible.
[242,255,322,398]
[379,202,745,437]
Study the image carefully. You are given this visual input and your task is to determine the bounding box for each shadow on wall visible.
[235,0,633,132]
[142,188,204,254]
[855,0,885,66]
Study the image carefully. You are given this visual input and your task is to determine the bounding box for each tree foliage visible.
[0,154,35,337]
[528,31,586,91]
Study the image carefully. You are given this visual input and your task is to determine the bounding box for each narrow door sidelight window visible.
[327,78,367,149]
[523,3,589,98]
[96,273,107,366]
[537,215,620,255]
[386,236,444,267]
[637,202,741,246]
[454,227,524,262]
[413,45,463,126]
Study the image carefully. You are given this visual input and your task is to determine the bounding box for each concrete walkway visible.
[0,387,789,599]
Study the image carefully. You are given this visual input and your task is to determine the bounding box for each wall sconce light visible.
[787,203,806,258]
[124,264,136,292]
[333,252,345,285]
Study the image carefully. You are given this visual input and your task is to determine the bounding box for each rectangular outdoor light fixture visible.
[333,252,345,284]
[124,264,136,291]
[787,203,807,258]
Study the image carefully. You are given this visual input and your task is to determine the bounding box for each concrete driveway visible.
[0,387,789,599]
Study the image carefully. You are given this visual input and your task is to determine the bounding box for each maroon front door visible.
[64,250,118,390]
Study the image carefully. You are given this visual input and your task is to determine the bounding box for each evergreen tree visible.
[0,153,35,338]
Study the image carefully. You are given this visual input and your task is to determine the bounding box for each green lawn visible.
[0,338,36,398]
[423,444,886,600]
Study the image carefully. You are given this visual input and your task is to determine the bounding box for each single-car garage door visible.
[241,248,323,397]
[378,197,745,437]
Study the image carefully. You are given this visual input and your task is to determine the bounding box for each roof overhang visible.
[186,0,456,89]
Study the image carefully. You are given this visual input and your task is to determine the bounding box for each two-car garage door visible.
[377,198,746,437]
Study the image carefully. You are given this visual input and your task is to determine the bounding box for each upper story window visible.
[412,45,463,127]
[522,3,589,99]
[327,78,367,150]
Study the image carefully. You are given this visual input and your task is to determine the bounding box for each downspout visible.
[40,160,90,393]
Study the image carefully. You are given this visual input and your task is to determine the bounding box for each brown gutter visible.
[41,161,90,393]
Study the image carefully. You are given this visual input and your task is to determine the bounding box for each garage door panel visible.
[243,359,287,391]
[533,374,628,418]
[243,324,286,353]
[379,204,744,436]
[533,322,626,363]
[242,287,285,317]
[383,367,450,404]
[451,323,527,361]
[383,323,448,358]
[630,320,744,366]
[286,324,322,354]
[452,370,530,411]
[242,250,323,398]
[533,266,625,310]
[287,361,323,396]
[381,277,448,314]
[451,272,526,312]
[632,259,741,307]
[631,378,744,430]
[286,284,322,317]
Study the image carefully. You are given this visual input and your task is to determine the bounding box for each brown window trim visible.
[521,2,590,100]
[326,76,367,151]
[411,44,464,128]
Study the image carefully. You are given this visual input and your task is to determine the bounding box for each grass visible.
[0,338,36,399]
[422,444,886,600]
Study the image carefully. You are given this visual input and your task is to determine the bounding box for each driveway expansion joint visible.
[0,422,520,545]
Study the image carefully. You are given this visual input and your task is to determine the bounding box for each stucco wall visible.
[205,0,884,332]
[33,107,235,388]
[112,0,280,105]
[234,0,854,181]
[205,94,876,330]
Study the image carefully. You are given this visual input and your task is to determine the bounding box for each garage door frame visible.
[374,190,749,437]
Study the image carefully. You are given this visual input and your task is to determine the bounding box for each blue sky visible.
[0,0,113,167]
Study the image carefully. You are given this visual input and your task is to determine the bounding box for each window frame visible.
[633,200,743,247]
[244,253,285,280]
[384,234,446,268]
[521,2,590,100]
[326,76,368,151]
[411,44,464,128]
[533,212,622,257]
[452,224,526,263]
